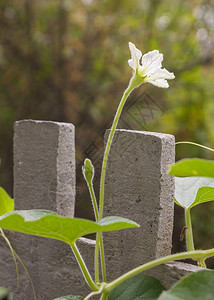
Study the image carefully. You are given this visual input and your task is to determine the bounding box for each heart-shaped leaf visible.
[158,270,214,300]
[53,296,83,300]
[169,158,214,178]
[190,186,214,208]
[174,177,214,209]
[0,187,14,217]
[0,286,12,300]
[108,275,165,300]
[0,210,139,245]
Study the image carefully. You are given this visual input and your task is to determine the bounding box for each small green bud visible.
[82,158,94,183]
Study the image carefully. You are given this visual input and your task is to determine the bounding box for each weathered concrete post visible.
[103,129,202,287]
[103,130,175,276]
[14,120,76,216]
[0,120,95,299]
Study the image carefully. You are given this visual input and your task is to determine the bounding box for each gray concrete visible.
[103,129,175,280]
[0,233,95,299]
[14,120,75,216]
[0,122,206,300]
[0,120,94,299]
[149,261,203,289]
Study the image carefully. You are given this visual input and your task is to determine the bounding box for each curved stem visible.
[94,233,107,284]
[13,248,37,299]
[88,182,99,221]
[0,229,19,287]
[175,141,214,153]
[0,229,37,300]
[84,175,106,282]
[86,179,107,282]
[198,258,207,268]
[98,76,138,221]
[70,243,98,291]
[95,233,100,284]
[84,282,106,300]
[100,235,106,282]
[185,208,195,251]
[95,76,137,289]
[104,249,214,293]
[100,293,108,300]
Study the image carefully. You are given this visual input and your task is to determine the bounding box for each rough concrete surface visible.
[103,129,175,280]
[0,120,94,299]
[144,261,203,290]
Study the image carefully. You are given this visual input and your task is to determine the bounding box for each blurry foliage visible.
[0,0,214,265]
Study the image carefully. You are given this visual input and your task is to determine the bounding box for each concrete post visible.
[14,120,75,216]
[103,129,175,279]
[103,129,202,285]
[0,120,94,299]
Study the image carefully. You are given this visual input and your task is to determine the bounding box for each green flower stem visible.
[185,208,195,251]
[95,233,107,283]
[100,235,106,282]
[100,293,108,300]
[88,181,107,283]
[88,181,99,221]
[95,232,100,283]
[70,243,98,291]
[175,141,214,153]
[84,171,106,282]
[84,176,106,282]
[84,283,106,300]
[198,258,207,268]
[94,232,107,283]
[104,248,214,294]
[98,75,141,221]
[95,75,141,288]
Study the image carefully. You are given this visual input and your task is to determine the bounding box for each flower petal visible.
[141,50,163,73]
[148,68,175,79]
[146,78,169,88]
[128,42,142,71]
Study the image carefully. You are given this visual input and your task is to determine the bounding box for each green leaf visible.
[0,286,12,300]
[169,159,214,178]
[53,296,83,300]
[0,210,139,244]
[174,177,214,209]
[190,186,214,208]
[0,187,14,217]
[158,270,214,300]
[108,275,165,300]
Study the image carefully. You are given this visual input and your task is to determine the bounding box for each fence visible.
[0,120,202,299]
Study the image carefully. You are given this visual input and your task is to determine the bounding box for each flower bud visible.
[82,158,94,183]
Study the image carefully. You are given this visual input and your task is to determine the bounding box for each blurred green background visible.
[0,0,214,266]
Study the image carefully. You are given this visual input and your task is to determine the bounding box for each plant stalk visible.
[175,141,214,153]
[95,76,140,288]
[87,181,106,282]
[100,235,106,282]
[104,248,214,294]
[185,208,195,251]
[100,293,108,300]
[71,243,98,291]
[98,76,140,221]
[95,232,100,283]
[88,181,99,221]
[0,228,37,299]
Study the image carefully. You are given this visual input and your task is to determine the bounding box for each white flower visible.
[128,42,175,88]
